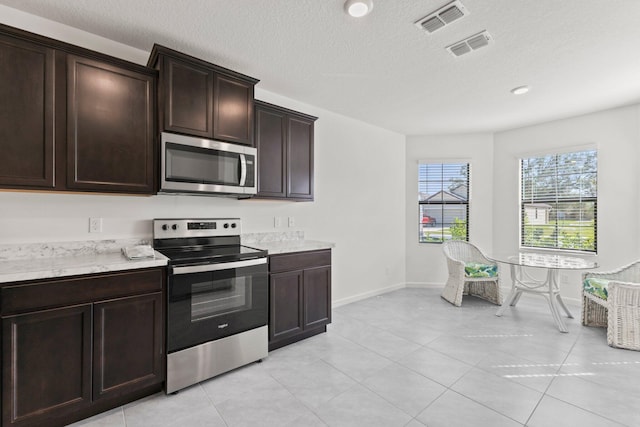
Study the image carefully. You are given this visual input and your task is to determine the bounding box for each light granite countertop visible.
[0,231,333,284]
[248,240,335,255]
[0,240,168,284]
[241,231,334,255]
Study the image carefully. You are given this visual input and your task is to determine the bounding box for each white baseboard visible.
[405,282,443,288]
[331,282,406,308]
[331,282,582,309]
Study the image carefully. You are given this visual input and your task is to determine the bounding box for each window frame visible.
[418,162,470,244]
[519,149,598,253]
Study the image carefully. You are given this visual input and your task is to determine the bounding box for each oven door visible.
[167,257,268,353]
[161,132,256,195]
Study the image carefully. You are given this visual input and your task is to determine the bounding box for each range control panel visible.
[153,218,241,239]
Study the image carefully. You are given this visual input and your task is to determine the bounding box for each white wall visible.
[405,105,640,302]
[0,6,407,305]
[493,104,640,300]
[405,133,494,286]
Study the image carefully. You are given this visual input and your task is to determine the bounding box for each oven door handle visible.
[171,257,267,275]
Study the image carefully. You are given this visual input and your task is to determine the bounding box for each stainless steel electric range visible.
[153,218,268,394]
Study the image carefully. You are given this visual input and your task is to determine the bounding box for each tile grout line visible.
[524,326,634,427]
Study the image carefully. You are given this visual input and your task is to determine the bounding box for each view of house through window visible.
[418,163,469,243]
[521,149,597,252]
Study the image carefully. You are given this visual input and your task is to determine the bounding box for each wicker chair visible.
[582,261,640,351]
[441,241,502,307]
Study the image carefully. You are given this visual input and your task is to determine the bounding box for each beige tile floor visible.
[71,287,640,427]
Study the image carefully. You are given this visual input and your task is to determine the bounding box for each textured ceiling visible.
[2,0,640,135]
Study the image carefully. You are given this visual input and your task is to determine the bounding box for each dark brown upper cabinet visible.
[0,33,55,189]
[0,24,156,195]
[254,100,317,201]
[66,55,155,193]
[148,44,258,146]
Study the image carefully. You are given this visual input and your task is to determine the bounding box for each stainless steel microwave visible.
[160,132,257,197]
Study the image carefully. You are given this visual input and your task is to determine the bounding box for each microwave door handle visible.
[239,154,247,186]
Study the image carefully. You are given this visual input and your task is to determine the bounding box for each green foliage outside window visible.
[520,150,597,252]
[451,218,467,241]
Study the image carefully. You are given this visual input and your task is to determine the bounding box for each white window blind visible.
[520,150,597,252]
[418,163,469,243]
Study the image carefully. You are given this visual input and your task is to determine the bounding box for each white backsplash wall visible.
[0,5,408,305]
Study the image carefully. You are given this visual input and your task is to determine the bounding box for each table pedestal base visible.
[496,264,573,333]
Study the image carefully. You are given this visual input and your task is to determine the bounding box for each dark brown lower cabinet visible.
[270,270,304,343]
[1,268,165,427]
[269,249,331,350]
[2,305,92,427]
[93,293,163,401]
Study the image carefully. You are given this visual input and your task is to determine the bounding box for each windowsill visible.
[518,246,598,257]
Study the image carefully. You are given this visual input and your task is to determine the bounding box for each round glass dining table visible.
[487,252,598,333]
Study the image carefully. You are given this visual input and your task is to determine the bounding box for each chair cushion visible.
[464,262,498,278]
[583,277,609,300]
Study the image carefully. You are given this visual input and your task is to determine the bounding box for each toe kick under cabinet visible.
[268,249,332,351]
[0,268,165,427]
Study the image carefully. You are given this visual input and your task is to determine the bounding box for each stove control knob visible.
[171,224,178,230]
[223,223,229,229]
[162,224,168,231]
[231,223,237,229]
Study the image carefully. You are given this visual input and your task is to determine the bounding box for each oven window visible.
[191,276,252,322]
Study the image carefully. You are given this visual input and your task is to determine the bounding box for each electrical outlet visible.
[288,216,295,227]
[89,217,103,233]
[274,217,282,228]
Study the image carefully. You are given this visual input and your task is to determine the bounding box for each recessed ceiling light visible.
[511,85,530,95]
[344,0,373,17]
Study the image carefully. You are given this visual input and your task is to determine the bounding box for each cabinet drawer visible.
[1,268,164,315]
[269,250,331,274]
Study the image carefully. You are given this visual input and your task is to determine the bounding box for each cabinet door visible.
[163,58,214,138]
[269,270,304,342]
[93,293,163,401]
[255,105,286,198]
[303,266,332,329]
[66,55,155,193]
[2,305,92,427]
[0,35,55,189]
[287,116,314,200]
[213,73,254,145]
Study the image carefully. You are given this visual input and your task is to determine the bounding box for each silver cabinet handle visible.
[172,257,266,275]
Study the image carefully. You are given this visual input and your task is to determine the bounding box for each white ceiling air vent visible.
[446,31,492,57]
[415,0,468,34]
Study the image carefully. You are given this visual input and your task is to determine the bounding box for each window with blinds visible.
[418,163,469,243]
[520,150,597,252]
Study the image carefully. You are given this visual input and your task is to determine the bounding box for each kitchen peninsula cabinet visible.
[268,249,331,350]
[148,44,259,146]
[1,268,164,427]
[254,100,317,201]
[0,24,156,195]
